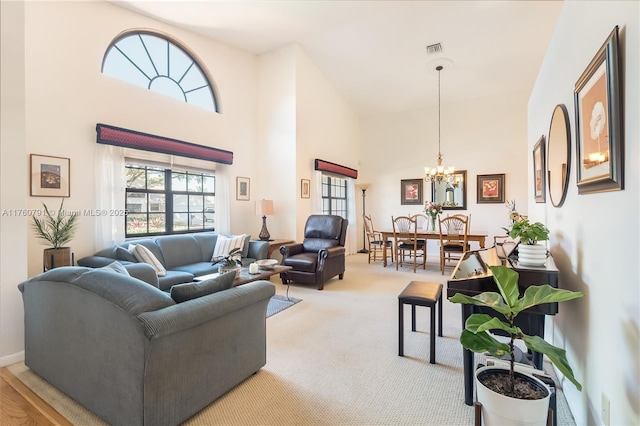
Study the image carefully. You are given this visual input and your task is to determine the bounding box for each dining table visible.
[378,229,488,267]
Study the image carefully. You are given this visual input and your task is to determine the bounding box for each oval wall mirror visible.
[431,170,467,210]
[547,104,571,207]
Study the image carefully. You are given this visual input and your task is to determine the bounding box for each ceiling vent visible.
[426,43,442,55]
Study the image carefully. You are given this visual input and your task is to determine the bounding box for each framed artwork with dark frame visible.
[574,25,623,194]
[533,136,546,203]
[301,179,310,198]
[30,154,70,197]
[236,176,250,201]
[477,174,505,204]
[400,179,423,205]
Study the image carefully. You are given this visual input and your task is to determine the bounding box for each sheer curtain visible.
[214,166,230,234]
[95,144,125,250]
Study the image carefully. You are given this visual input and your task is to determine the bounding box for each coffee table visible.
[194,265,292,287]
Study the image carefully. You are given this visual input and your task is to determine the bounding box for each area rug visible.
[266,295,301,318]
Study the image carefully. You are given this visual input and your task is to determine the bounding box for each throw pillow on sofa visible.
[169,270,236,303]
[99,261,131,276]
[211,234,247,261]
[131,244,167,277]
[115,246,138,263]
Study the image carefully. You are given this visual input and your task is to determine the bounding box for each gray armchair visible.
[280,214,348,290]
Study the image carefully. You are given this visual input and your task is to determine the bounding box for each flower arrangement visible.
[423,201,443,218]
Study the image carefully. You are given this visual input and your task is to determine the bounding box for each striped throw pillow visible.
[131,244,167,277]
[211,234,246,261]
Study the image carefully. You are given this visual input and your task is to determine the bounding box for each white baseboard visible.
[0,351,24,367]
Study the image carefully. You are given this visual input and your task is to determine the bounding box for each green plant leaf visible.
[448,292,512,316]
[31,199,78,248]
[489,265,520,308]
[522,334,582,391]
[466,314,521,336]
[514,285,584,312]
[460,329,510,357]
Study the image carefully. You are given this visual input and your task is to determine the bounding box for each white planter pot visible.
[476,366,550,426]
[517,243,547,266]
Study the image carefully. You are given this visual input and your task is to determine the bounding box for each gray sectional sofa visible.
[78,233,270,291]
[19,266,275,426]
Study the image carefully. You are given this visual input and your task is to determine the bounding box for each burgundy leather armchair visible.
[280,215,348,290]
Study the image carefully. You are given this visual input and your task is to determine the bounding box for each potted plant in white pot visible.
[31,199,79,270]
[211,247,242,278]
[509,219,549,266]
[449,265,583,426]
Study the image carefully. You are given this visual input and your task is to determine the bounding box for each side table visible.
[266,239,294,258]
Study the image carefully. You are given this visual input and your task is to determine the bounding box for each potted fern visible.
[449,265,583,425]
[31,199,79,270]
[509,219,549,266]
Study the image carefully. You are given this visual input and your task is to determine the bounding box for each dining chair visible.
[410,213,429,254]
[363,214,393,264]
[438,214,470,275]
[392,215,426,273]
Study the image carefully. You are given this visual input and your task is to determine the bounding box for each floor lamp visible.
[356,183,370,254]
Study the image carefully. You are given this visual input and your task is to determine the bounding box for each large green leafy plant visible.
[449,265,584,396]
[509,219,549,245]
[31,199,78,248]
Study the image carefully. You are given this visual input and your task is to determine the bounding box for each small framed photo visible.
[400,179,423,205]
[533,135,546,203]
[30,154,70,197]
[574,26,623,194]
[477,174,505,204]
[301,179,310,198]
[236,176,250,201]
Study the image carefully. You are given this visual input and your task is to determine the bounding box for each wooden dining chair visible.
[438,214,470,275]
[363,214,393,264]
[392,215,426,273]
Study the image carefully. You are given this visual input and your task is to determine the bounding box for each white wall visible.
[528,2,639,425]
[0,0,28,366]
[358,90,530,254]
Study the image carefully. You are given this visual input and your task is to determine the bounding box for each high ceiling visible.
[111,0,563,116]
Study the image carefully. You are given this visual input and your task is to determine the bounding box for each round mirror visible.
[547,104,571,207]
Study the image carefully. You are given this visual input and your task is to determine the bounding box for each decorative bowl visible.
[256,259,278,270]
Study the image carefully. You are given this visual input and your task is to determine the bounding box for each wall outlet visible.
[601,392,610,426]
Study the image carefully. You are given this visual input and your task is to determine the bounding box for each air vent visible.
[426,43,442,55]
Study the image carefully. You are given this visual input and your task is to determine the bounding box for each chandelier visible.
[425,65,455,184]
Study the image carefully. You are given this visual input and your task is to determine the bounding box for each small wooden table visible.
[194,265,292,286]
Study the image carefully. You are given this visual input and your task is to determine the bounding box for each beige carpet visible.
[8,254,576,425]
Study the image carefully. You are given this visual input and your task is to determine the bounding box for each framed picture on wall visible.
[477,174,505,204]
[400,179,423,205]
[30,154,70,197]
[533,135,546,203]
[301,179,310,198]
[574,25,623,194]
[236,176,250,201]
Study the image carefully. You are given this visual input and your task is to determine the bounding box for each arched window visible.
[102,30,219,112]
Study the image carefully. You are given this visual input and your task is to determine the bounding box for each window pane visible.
[126,167,146,189]
[189,195,203,212]
[127,214,148,235]
[127,193,147,213]
[116,35,156,80]
[149,193,165,212]
[140,34,168,76]
[187,174,202,192]
[149,214,165,233]
[173,194,188,212]
[147,170,164,190]
[189,212,205,229]
[103,49,150,89]
[172,172,187,191]
[202,175,215,193]
[173,213,188,231]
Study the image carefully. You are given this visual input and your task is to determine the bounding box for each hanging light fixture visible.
[425,65,455,183]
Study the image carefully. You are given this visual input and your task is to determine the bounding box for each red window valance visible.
[96,123,233,165]
[314,159,358,179]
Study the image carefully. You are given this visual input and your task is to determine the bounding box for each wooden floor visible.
[0,367,71,426]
